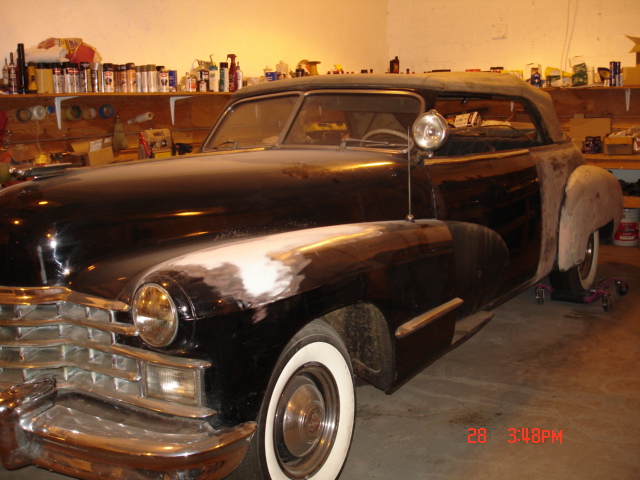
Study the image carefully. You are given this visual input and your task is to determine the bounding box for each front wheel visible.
[549,231,599,294]
[229,320,355,480]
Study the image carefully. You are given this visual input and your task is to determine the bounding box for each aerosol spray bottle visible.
[227,54,237,92]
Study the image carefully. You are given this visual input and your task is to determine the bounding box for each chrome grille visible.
[0,287,213,418]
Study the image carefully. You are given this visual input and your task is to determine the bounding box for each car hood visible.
[0,148,417,289]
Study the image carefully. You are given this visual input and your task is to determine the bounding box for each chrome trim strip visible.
[395,298,464,339]
[0,286,130,312]
[424,149,530,165]
[0,315,137,335]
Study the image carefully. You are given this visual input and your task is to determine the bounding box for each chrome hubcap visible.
[578,234,595,281]
[275,365,339,478]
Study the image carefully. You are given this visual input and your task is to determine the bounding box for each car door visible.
[422,95,544,300]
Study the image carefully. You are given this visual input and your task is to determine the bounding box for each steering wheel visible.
[362,129,409,141]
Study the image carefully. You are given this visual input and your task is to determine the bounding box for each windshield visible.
[203,94,299,151]
[284,93,422,147]
[202,91,423,152]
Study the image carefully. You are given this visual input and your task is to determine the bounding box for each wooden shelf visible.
[623,196,640,209]
[584,154,640,170]
[1,92,231,162]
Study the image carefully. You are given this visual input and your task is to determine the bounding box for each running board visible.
[450,310,494,348]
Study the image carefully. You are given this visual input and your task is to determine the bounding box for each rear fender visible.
[557,165,622,271]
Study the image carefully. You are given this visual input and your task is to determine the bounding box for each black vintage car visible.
[0,73,622,480]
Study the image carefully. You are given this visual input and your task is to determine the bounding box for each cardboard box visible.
[604,135,635,155]
[569,116,611,141]
[623,66,640,86]
[71,138,114,166]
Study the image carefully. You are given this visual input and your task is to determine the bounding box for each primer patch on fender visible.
[163,224,383,306]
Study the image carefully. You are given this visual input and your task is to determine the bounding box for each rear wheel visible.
[549,231,599,294]
[228,320,355,480]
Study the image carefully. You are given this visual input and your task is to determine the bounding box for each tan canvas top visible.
[232,72,564,142]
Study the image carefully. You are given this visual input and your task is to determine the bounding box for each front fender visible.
[557,165,623,271]
[149,220,455,320]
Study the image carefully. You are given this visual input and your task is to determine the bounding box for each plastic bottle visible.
[2,58,8,87]
[390,56,400,74]
[264,65,276,81]
[8,53,17,93]
[185,71,196,92]
[219,62,229,92]
[208,62,219,92]
[276,60,288,80]
[227,54,237,92]
[236,62,243,90]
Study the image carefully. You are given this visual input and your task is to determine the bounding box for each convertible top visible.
[232,72,564,142]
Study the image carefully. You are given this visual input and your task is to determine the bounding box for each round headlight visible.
[133,284,178,348]
[412,110,449,151]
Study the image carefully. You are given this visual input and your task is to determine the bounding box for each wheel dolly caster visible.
[534,277,629,312]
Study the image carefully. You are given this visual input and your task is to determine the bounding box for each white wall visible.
[388,0,640,76]
[1,0,638,79]
[0,0,388,78]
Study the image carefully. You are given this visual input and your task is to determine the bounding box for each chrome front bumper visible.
[0,377,256,480]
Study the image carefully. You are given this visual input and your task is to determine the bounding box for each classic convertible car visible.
[0,73,622,480]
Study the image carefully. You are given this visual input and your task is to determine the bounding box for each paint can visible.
[613,208,639,247]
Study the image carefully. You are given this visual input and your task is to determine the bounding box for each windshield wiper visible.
[339,137,412,151]
[339,138,393,151]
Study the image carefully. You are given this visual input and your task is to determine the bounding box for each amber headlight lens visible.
[133,284,178,348]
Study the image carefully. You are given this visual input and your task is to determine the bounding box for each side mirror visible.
[412,110,448,157]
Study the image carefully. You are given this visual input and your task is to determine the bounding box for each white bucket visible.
[613,208,640,247]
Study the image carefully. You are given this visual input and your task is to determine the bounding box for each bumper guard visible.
[0,377,256,480]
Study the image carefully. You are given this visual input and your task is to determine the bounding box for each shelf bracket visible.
[625,88,631,112]
[169,96,191,125]
[54,96,78,130]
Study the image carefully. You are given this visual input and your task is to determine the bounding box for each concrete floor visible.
[2,244,639,480]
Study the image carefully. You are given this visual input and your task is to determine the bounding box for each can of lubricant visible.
[609,61,621,87]
[168,70,178,91]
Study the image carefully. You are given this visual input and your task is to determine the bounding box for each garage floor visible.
[2,244,639,480]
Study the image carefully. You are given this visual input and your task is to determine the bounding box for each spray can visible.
[168,70,178,91]
[158,66,169,92]
[147,64,157,92]
[208,63,219,92]
[126,63,136,92]
[102,63,115,92]
[219,62,229,92]
[52,63,64,93]
[90,63,101,92]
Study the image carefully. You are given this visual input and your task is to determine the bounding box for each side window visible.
[432,96,543,157]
